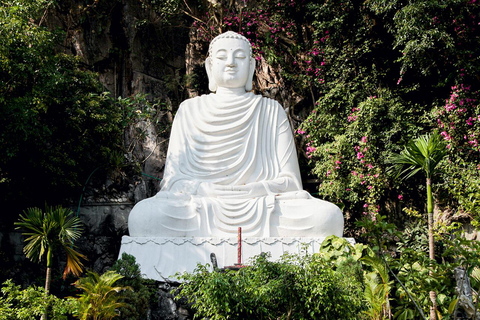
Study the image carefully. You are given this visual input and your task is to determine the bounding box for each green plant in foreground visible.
[176,237,366,320]
[0,279,78,320]
[15,206,86,295]
[73,270,132,320]
[387,131,447,320]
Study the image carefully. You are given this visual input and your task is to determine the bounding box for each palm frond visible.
[74,271,131,320]
[15,205,86,280]
[386,131,447,181]
[63,246,87,279]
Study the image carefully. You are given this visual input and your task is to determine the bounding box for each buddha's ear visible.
[245,57,256,92]
[205,57,217,92]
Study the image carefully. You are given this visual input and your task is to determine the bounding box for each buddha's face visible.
[208,38,252,89]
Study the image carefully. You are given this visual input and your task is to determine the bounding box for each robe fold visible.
[157,92,306,237]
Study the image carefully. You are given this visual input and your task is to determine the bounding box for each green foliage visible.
[292,0,479,220]
[110,253,157,320]
[387,131,448,181]
[441,233,480,318]
[432,84,480,223]
[295,0,433,216]
[0,280,78,320]
[176,244,366,319]
[73,270,132,320]
[15,205,86,279]
[0,0,131,210]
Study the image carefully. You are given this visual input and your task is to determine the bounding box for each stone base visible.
[119,236,355,281]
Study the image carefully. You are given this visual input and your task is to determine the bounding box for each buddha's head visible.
[206,31,256,92]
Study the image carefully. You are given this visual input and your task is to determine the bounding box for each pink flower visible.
[440,131,451,140]
[398,195,403,201]
[361,136,367,143]
[367,186,373,190]
[357,152,364,159]
[363,204,368,208]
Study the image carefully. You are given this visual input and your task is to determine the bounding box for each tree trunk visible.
[427,177,437,320]
[45,266,52,294]
[42,249,53,320]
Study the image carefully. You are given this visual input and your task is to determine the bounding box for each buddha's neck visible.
[215,87,247,97]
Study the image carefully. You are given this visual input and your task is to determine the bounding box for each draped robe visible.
[157,92,308,237]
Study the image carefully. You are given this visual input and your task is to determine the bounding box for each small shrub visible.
[0,280,78,320]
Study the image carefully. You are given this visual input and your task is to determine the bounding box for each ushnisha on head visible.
[206,31,256,92]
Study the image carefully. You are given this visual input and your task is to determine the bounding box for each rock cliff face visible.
[45,0,189,200]
[41,0,193,275]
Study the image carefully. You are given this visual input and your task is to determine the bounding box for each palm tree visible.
[387,131,447,320]
[74,270,132,320]
[15,205,86,295]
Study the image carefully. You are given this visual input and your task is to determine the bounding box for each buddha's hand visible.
[196,182,268,198]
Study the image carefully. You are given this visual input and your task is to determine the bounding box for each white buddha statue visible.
[128,31,344,238]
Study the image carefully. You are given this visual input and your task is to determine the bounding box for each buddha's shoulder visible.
[178,93,283,109]
[178,95,204,107]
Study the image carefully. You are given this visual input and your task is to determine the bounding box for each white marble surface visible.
[119,236,355,281]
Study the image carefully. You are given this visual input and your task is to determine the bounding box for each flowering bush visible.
[434,84,480,222]
[155,0,480,222]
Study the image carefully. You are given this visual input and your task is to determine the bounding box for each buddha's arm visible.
[274,105,303,189]
[251,104,303,194]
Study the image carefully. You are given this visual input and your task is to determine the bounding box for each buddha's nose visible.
[226,56,236,66]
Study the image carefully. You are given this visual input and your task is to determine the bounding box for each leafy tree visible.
[387,131,448,319]
[15,206,86,295]
[73,270,132,320]
[0,0,127,214]
[0,280,78,320]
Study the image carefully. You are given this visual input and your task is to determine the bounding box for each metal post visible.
[237,227,242,265]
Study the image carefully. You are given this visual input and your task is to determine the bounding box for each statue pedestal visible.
[119,236,355,281]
